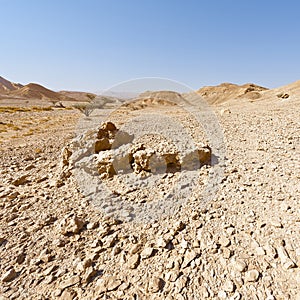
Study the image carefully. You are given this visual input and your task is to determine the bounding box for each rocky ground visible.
[0,95,299,299]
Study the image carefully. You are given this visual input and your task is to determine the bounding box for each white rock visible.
[217,290,227,299]
[165,270,179,282]
[141,247,154,259]
[223,279,235,292]
[60,275,80,289]
[57,216,85,235]
[182,250,198,268]
[127,254,140,269]
[219,236,231,247]
[233,259,247,272]
[265,244,277,258]
[277,246,296,269]
[76,258,92,273]
[96,276,122,294]
[245,269,260,282]
[157,236,168,248]
[256,247,266,256]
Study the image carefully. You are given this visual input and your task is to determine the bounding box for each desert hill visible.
[0,76,80,103]
[261,80,300,103]
[0,76,23,93]
[197,83,269,105]
[1,75,300,107]
[0,76,123,104]
[9,83,74,102]
[59,91,97,102]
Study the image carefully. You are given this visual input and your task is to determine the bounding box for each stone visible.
[277,246,296,269]
[96,276,122,294]
[220,108,231,116]
[44,274,55,284]
[60,290,76,300]
[61,147,72,166]
[128,254,140,269]
[265,244,277,258]
[277,93,289,99]
[180,238,189,249]
[226,227,235,235]
[233,259,247,272]
[87,221,99,230]
[112,131,134,148]
[52,289,62,297]
[198,145,212,165]
[112,246,122,256]
[39,248,53,263]
[172,221,185,234]
[94,138,111,153]
[256,247,266,256]
[218,291,227,299]
[1,268,17,282]
[219,236,231,247]
[199,286,210,298]
[222,248,232,259]
[53,238,67,247]
[166,260,174,269]
[140,247,154,259]
[43,265,58,276]
[16,252,26,264]
[271,220,283,228]
[97,129,109,140]
[12,175,29,186]
[182,250,198,268]
[83,266,97,283]
[96,152,116,179]
[175,275,188,292]
[103,235,117,248]
[148,277,164,293]
[0,237,6,245]
[156,236,168,248]
[245,269,260,282]
[102,121,117,132]
[128,244,140,255]
[57,216,85,235]
[7,191,20,200]
[76,258,92,273]
[165,270,179,282]
[222,279,235,292]
[60,275,81,290]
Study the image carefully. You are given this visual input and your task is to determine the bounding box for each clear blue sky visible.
[1,0,300,92]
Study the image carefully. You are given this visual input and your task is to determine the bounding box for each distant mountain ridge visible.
[0,76,88,102]
[0,76,23,93]
[1,75,299,105]
[9,83,75,102]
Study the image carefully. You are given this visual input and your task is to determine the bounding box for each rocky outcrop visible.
[63,121,211,180]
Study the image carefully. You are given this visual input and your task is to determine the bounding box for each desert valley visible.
[0,75,299,299]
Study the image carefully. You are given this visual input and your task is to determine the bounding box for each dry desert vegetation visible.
[0,76,300,299]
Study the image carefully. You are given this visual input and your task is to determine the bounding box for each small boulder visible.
[2,268,17,282]
[95,138,111,153]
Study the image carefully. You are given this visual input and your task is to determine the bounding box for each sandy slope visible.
[197,83,268,105]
